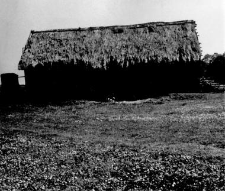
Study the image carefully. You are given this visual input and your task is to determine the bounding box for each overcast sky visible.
[0,0,224,84]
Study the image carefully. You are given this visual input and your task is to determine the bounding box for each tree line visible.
[202,52,225,83]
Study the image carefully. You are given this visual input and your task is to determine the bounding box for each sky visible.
[0,0,224,84]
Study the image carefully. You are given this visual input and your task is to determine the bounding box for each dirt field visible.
[0,93,225,190]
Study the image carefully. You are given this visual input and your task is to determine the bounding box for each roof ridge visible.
[31,20,196,34]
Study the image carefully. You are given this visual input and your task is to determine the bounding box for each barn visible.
[18,20,202,100]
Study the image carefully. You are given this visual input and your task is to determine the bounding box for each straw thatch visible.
[18,20,201,70]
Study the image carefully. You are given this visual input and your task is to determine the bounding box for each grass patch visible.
[0,93,225,190]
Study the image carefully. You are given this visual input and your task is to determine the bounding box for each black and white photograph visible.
[0,0,225,190]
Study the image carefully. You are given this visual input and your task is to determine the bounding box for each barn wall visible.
[24,59,203,101]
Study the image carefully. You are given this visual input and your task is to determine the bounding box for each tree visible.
[207,54,225,83]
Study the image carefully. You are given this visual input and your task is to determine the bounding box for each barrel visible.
[1,73,19,90]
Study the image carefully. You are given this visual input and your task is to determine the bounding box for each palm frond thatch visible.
[18,20,201,70]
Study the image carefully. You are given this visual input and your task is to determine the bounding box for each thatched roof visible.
[18,20,201,70]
